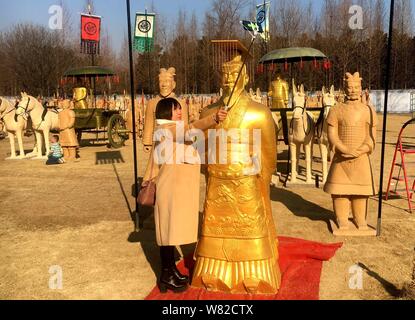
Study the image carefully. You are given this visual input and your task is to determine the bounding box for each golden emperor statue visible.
[73,87,88,109]
[268,74,289,109]
[192,54,281,294]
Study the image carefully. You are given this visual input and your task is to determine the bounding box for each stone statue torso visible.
[324,100,376,196]
[59,109,78,147]
[334,102,371,150]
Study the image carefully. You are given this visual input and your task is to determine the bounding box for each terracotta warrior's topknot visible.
[159,67,176,80]
[344,72,362,84]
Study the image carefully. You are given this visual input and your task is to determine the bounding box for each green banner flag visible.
[134,12,155,53]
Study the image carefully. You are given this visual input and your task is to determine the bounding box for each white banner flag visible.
[256,2,270,42]
[134,12,155,53]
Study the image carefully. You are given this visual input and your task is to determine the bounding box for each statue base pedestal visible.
[330,219,377,237]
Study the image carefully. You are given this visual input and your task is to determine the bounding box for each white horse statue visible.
[317,85,336,184]
[249,88,263,104]
[15,93,59,159]
[0,97,28,159]
[288,82,315,183]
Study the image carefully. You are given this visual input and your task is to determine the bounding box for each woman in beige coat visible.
[146,98,226,293]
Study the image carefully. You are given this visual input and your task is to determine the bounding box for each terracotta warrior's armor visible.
[59,103,79,161]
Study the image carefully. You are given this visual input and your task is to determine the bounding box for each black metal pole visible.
[263,0,268,105]
[145,9,151,93]
[377,0,395,236]
[126,0,140,231]
[91,55,96,108]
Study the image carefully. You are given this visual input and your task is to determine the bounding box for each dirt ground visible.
[0,114,414,300]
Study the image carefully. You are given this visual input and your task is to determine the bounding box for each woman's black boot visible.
[172,264,189,283]
[159,246,188,293]
[162,246,189,282]
[168,247,189,283]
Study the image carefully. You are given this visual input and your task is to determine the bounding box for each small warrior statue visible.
[142,67,188,153]
[324,72,377,234]
[268,74,289,109]
[59,100,79,162]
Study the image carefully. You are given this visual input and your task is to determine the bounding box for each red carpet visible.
[145,237,342,300]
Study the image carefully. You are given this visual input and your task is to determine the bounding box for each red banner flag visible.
[81,14,101,41]
[81,14,101,54]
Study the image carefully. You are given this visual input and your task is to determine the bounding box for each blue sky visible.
[0,0,212,52]
[0,0,413,53]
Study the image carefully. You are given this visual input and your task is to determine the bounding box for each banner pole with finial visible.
[126,0,140,231]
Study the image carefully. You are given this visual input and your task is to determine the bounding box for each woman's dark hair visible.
[155,98,181,120]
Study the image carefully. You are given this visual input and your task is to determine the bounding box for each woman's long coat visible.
[144,115,216,246]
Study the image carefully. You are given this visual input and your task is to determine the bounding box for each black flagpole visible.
[126,0,140,231]
[377,0,395,236]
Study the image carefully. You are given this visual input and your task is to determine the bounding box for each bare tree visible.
[275,0,306,47]
[1,24,78,96]
[209,0,250,39]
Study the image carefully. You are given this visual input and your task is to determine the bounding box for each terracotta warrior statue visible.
[142,67,188,152]
[59,100,79,161]
[73,87,88,109]
[192,55,281,294]
[324,72,377,234]
[268,74,289,109]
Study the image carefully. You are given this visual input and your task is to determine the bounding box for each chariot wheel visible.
[107,114,128,149]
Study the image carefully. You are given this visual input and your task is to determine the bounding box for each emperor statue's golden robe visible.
[192,92,281,294]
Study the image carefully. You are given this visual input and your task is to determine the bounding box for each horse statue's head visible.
[0,97,14,114]
[322,85,336,108]
[249,88,262,103]
[292,80,306,119]
[256,88,261,98]
[16,92,37,118]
